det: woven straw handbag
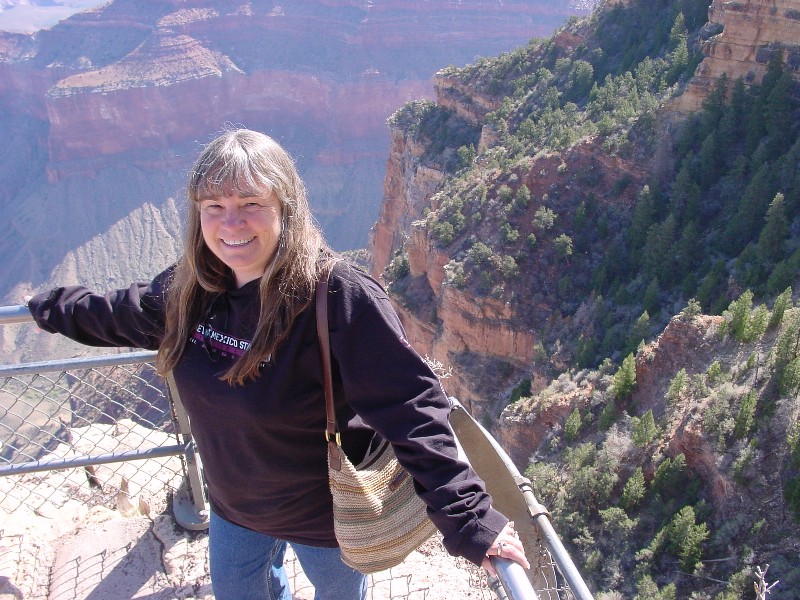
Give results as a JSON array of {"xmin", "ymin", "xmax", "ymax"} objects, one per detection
[{"xmin": 316, "ymin": 276, "xmax": 438, "ymax": 573}]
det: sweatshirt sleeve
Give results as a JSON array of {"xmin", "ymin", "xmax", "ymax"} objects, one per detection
[
  {"xmin": 27, "ymin": 269, "xmax": 171, "ymax": 350},
  {"xmin": 327, "ymin": 265, "xmax": 507, "ymax": 566}
]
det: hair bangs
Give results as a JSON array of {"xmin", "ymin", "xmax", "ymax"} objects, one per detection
[{"xmin": 190, "ymin": 144, "xmax": 277, "ymax": 203}]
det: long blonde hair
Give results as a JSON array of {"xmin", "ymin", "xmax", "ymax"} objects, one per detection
[{"xmin": 156, "ymin": 128, "xmax": 335, "ymax": 384}]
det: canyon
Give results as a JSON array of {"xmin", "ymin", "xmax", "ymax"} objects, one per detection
[
  {"xmin": 675, "ymin": 0, "xmax": 800, "ymax": 111},
  {"xmin": 0, "ymin": 0, "xmax": 591, "ymax": 361}
]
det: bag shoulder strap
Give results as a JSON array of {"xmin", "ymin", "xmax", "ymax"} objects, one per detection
[{"xmin": 315, "ymin": 273, "xmax": 342, "ymax": 471}]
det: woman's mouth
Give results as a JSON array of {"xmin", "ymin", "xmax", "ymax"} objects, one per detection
[{"xmin": 222, "ymin": 237, "xmax": 255, "ymax": 247}]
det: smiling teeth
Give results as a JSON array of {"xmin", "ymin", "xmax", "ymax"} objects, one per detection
[{"xmin": 223, "ymin": 238, "xmax": 254, "ymax": 246}]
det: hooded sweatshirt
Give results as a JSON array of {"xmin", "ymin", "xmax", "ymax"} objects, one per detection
[{"xmin": 27, "ymin": 261, "xmax": 507, "ymax": 566}]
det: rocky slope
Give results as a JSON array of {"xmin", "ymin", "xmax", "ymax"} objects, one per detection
[{"xmin": 371, "ymin": 63, "xmax": 648, "ymax": 415}]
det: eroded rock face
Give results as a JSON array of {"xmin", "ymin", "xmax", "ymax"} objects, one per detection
[
  {"xmin": 632, "ymin": 314, "xmax": 727, "ymax": 417},
  {"xmin": 675, "ymin": 0, "xmax": 800, "ymax": 112},
  {"xmin": 371, "ymin": 102, "xmax": 648, "ymax": 417}
]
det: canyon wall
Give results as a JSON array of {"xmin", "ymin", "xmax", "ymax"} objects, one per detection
[
  {"xmin": 371, "ymin": 56, "xmax": 648, "ymax": 414},
  {"xmin": 675, "ymin": 0, "xmax": 800, "ymax": 111},
  {"xmin": 370, "ymin": 0, "xmax": 800, "ymax": 434}
]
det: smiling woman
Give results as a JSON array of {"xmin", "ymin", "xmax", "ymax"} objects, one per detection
[{"xmin": 26, "ymin": 128, "xmax": 528, "ymax": 600}]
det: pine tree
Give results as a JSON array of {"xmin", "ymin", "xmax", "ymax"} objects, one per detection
[
  {"xmin": 667, "ymin": 506, "xmax": 708, "ymax": 571},
  {"xmin": 757, "ymin": 192, "xmax": 788, "ymax": 265},
  {"xmin": 622, "ymin": 466, "xmax": 646, "ymax": 510},
  {"xmin": 643, "ymin": 214, "xmax": 678, "ymax": 284},
  {"xmin": 674, "ymin": 220, "xmax": 701, "ymax": 277},
  {"xmin": 628, "ymin": 185, "xmax": 657, "ymax": 255},
  {"xmin": 727, "ymin": 289, "xmax": 754, "ymax": 342},
  {"xmin": 666, "ymin": 369, "xmax": 688, "ymax": 404},
  {"xmin": 769, "ymin": 286, "xmax": 793, "ymax": 329},
  {"xmin": 611, "ymin": 353, "xmax": 637, "ymax": 400},
  {"xmin": 666, "ymin": 13, "xmax": 689, "ymax": 84},
  {"xmin": 700, "ymin": 73, "xmax": 729, "ymax": 135},
  {"xmin": 772, "ymin": 312, "xmax": 800, "ymax": 384},
  {"xmin": 633, "ymin": 410, "xmax": 657, "ymax": 447},
  {"xmin": 746, "ymin": 51, "xmax": 785, "ymax": 154},
  {"xmin": 643, "ymin": 277, "xmax": 661, "ymax": 316},
  {"xmin": 626, "ymin": 311, "xmax": 651, "ymax": 354},
  {"xmin": 734, "ymin": 390, "xmax": 758, "ymax": 439},
  {"xmin": 564, "ymin": 408, "xmax": 582, "ymax": 442},
  {"xmin": 765, "ymin": 68, "xmax": 796, "ymax": 159},
  {"xmin": 722, "ymin": 165, "xmax": 775, "ymax": 255},
  {"xmin": 669, "ymin": 162, "xmax": 701, "ymax": 225},
  {"xmin": 717, "ymin": 77, "xmax": 749, "ymax": 166}
]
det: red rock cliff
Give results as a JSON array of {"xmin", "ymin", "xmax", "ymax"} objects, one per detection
[{"xmin": 675, "ymin": 0, "xmax": 800, "ymax": 111}]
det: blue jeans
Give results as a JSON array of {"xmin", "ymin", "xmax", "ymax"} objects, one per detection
[{"xmin": 209, "ymin": 511, "xmax": 367, "ymax": 600}]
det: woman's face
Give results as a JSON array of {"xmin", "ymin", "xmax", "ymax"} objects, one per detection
[{"xmin": 198, "ymin": 192, "xmax": 283, "ymax": 288}]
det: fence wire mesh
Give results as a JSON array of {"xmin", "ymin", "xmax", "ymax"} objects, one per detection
[{"xmin": 0, "ymin": 359, "xmax": 185, "ymax": 516}]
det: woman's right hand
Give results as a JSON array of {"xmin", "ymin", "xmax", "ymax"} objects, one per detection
[{"xmin": 481, "ymin": 521, "xmax": 530, "ymax": 576}]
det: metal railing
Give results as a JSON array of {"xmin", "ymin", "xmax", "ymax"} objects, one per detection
[{"xmin": 1, "ymin": 304, "xmax": 593, "ymax": 600}]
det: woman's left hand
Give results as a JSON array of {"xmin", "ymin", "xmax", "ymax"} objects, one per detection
[{"xmin": 481, "ymin": 521, "xmax": 530, "ymax": 576}]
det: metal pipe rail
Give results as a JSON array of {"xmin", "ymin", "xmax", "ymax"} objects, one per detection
[
  {"xmin": 0, "ymin": 303, "xmax": 32, "ymax": 324},
  {"xmin": 450, "ymin": 397, "xmax": 595, "ymax": 600},
  {"xmin": 0, "ymin": 304, "xmax": 209, "ymax": 530}
]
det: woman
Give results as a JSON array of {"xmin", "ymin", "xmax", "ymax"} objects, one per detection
[{"xmin": 27, "ymin": 129, "xmax": 528, "ymax": 599}]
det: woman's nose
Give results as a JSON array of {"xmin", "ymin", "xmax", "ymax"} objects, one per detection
[{"xmin": 222, "ymin": 207, "xmax": 244, "ymax": 226}]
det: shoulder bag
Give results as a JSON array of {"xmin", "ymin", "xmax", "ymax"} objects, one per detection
[{"xmin": 315, "ymin": 275, "xmax": 438, "ymax": 574}]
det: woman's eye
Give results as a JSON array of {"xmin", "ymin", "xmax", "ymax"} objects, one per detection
[{"xmin": 203, "ymin": 204, "xmax": 223, "ymax": 213}]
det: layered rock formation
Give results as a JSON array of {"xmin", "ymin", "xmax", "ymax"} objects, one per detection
[
  {"xmin": 0, "ymin": 0, "xmax": 589, "ymax": 251},
  {"xmin": 496, "ymin": 313, "xmax": 741, "ymax": 509},
  {"xmin": 675, "ymin": 0, "xmax": 800, "ymax": 111},
  {"xmin": 370, "ymin": 0, "xmax": 798, "ymax": 439}
]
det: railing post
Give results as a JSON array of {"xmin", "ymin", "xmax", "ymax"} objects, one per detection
[{"xmin": 167, "ymin": 372, "xmax": 210, "ymax": 531}]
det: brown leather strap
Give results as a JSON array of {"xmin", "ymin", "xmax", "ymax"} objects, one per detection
[{"xmin": 315, "ymin": 272, "xmax": 342, "ymax": 471}]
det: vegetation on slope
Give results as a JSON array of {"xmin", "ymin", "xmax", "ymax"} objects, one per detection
[
  {"xmin": 384, "ymin": 0, "xmax": 800, "ymax": 596},
  {"xmin": 387, "ymin": 0, "xmax": 799, "ymax": 372},
  {"xmin": 522, "ymin": 294, "xmax": 800, "ymax": 597}
]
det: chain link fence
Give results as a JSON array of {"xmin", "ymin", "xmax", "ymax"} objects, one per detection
[{"xmin": 0, "ymin": 354, "xmax": 186, "ymax": 516}]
